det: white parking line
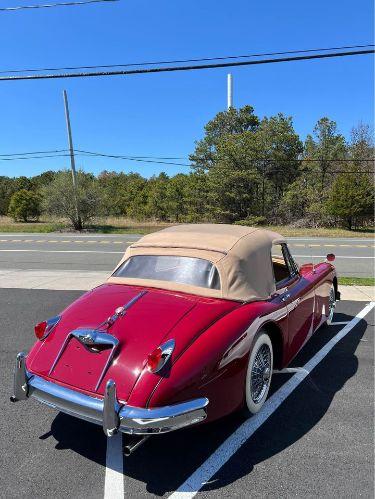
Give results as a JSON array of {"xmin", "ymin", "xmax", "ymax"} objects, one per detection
[
  {"xmin": 273, "ymin": 367, "xmax": 310, "ymax": 375},
  {"xmin": 169, "ymin": 301, "xmax": 375, "ymax": 499},
  {"xmin": 104, "ymin": 433, "xmax": 124, "ymax": 499}
]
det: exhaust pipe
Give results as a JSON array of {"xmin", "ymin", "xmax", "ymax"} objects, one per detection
[{"xmin": 123, "ymin": 435, "xmax": 149, "ymax": 456}]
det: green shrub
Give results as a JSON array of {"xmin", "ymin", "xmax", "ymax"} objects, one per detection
[{"xmin": 8, "ymin": 189, "xmax": 41, "ymax": 222}]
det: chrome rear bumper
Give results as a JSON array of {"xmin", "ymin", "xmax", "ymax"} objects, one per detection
[{"xmin": 11, "ymin": 352, "xmax": 209, "ymax": 436}]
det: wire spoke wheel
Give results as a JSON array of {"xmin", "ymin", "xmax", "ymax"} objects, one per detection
[
  {"xmin": 245, "ymin": 331, "xmax": 273, "ymax": 415},
  {"xmin": 250, "ymin": 344, "xmax": 272, "ymax": 404}
]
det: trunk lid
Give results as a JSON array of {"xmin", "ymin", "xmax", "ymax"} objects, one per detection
[{"xmin": 28, "ymin": 284, "xmax": 238, "ymax": 401}]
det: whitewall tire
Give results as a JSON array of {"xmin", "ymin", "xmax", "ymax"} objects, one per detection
[{"xmin": 244, "ymin": 331, "xmax": 273, "ymax": 415}]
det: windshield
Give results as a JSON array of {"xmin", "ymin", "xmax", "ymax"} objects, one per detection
[{"xmin": 112, "ymin": 255, "xmax": 221, "ymax": 290}]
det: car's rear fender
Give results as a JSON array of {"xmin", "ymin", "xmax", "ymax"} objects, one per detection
[{"xmin": 144, "ymin": 300, "xmax": 288, "ymax": 423}]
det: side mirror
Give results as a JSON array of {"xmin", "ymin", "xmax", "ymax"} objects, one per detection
[{"xmin": 326, "ymin": 253, "xmax": 335, "ymax": 262}]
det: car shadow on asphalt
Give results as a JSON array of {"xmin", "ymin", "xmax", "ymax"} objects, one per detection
[{"xmin": 45, "ymin": 312, "xmax": 368, "ymax": 496}]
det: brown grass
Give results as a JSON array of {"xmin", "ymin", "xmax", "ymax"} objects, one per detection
[{"xmin": 0, "ymin": 216, "xmax": 373, "ymax": 237}]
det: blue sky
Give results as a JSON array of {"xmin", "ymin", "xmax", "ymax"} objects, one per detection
[{"xmin": 0, "ymin": 0, "xmax": 373, "ymax": 178}]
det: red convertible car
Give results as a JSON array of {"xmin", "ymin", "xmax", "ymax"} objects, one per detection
[{"xmin": 12, "ymin": 224, "xmax": 338, "ymax": 454}]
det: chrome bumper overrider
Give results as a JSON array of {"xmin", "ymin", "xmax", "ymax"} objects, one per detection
[{"xmin": 11, "ymin": 352, "xmax": 209, "ymax": 436}]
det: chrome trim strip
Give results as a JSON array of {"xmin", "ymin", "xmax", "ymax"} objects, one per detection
[{"xmin": 99, "ymin": 289, "xmax": 148, "ymax": 330}]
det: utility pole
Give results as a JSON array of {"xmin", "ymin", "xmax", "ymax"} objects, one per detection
[
  {"xmin": 227, "ymin": 73, "xmax": 233, "ymax": 109},
  {"xmin": 63, "ymin": 89, "xmax": 81, "ymax": 230}
]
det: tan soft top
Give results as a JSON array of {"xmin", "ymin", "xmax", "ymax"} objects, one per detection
[{"xmin": 107, "ymin": 224, "xmax": 286, "ymax": 302}]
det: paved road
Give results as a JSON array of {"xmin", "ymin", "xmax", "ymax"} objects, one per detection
[
  {"xmin": 0, "ymin": 233, "xmax": 373, "ymax": 276},
  {"xmin": 1, "ymin": 291, "xmax": 373, "ymax": 498}
]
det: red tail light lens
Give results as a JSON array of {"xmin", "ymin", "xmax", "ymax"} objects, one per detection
[
  {"xmin": 34, "ymin": 321, "xmax": 47, "ymax": 340},
  {"xmin": 147, "ymin": 347, "xmax": 163, "ymax": 372},
  {"xmin": 34, "ymin": 315, "xmax": 61, "ymax": 341},
  {"xmin": 146, "ymin": 339, "xmax": 175, "ymax": 373}
]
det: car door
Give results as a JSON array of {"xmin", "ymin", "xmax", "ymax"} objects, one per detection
[{"xmin": 271, "ymin": 243, "xmax": 315, "ymax": 364}]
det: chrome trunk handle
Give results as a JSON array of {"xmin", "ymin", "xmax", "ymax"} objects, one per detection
[{"xmin": 72, "ymin": 330, "xmax": 119, "ymax": 348}]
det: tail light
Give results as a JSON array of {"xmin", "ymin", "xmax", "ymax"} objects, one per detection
[
  {"xmin": 34, "ymin": 315, "xmax": 61, "ymax": 341},
  {"xmin": 147, "ymin": 339, "xmax": 175, "ymax": 373}
]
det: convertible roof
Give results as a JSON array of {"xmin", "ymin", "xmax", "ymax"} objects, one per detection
[{"xmin": 107, "ymin": 224, "xmax": 286, "ymax": 302}]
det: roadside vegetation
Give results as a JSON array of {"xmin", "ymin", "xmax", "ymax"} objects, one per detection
[
  {"xmin": 338, "ymin": 277, "xmax": 375, "ymax": 286},
  {"xmin": 1, "ymin": 107, "xmax": 373, "ymax": 233}
]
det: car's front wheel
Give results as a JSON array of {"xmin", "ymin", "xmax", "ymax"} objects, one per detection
[{"xmin": 244, "ymin": 331, "xmax": 273, "ymax": 415}]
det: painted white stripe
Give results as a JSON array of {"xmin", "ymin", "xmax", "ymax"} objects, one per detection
[
  {"xmin": 104, "ymin": 433, "xmax": 124, "ymax": 499},
  {"xmin": 273, "ymin": 367, "xmax": 310, "ymax": 375},
  {"xmin": 169, "ymin": 301, "xmax": 375, "ymax": 499},
  {"xmin": 0, "ymin": 249, "xmax": 122, "ymax": 254}
]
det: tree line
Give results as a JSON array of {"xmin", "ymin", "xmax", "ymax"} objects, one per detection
[{"xmin": 1, "ymin": 106, "xmax": 373, "ymax": 230}]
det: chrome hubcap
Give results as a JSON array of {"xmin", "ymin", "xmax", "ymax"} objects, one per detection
[{"xmin": 250, "ymin": 344, "xmax": 271, "ymax": 404}]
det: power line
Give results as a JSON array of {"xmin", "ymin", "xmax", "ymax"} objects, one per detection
[
  {"xmin": 0, "ymin": 150, "xmax": 373, "ymax": 173},
  {"xmin": 0, "ymin": 154, "xmax": 71, "ymax": 161},
  {"xmin": 0, "ymin": 0, "xmax": 118, "ymax": 12},
  {"xmin": 0, "ymin": 49, "xmax": 373, "ymax": 81},
  {"xmin": 0, "ymin": 152, "xmax": 192, "ymax": 167},
  {"xmin": 0, "ymin": 148, "xmax": 373, "ymax": 163},
  {"xmin": 76, "ymin": 150, "xmax": 187, "ymax": 160},
  {"xmin": 0, "ymin": 149, "xmax": 68, "ymax": 157},
  {"xmin": 1, "ymin": 44, "xmax": 373, "ymax": 74}
]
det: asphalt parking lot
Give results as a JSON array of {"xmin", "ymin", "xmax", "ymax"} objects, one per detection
[{"xmin": 1, "ymin": 289, "xmax": 373, "ymax": 499}]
